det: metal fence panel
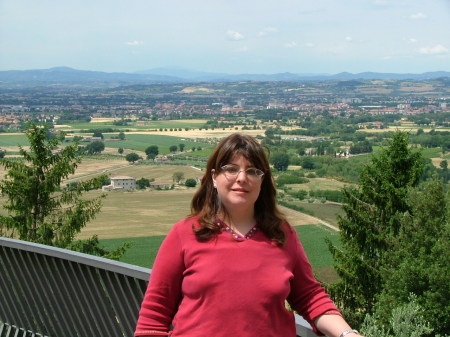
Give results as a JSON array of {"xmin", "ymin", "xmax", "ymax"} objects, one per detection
[{"xmin": 1, "ymin": 237, "xmax": 314, "ymax": 337}]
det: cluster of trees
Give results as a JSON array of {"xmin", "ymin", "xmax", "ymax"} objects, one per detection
[
  {"xmin": 349, "ymin": 140, "xmax": 373, "ymax": 155},
  {"xmin": 327, "ymin": 132, "xmax": 449, "ymax": 336},
  {"xmin": 78, "ymin": 140, "xmax": 105, "ymax": 154},
  {"xmin": 169, "ymin": 143, "xmax": 186, "ymax": 153},
  {"xmin": 136, "ymin": 177, "xmax": 154, "ymax": 189},
  {"xmin": 144, "ymin": 144, "xmax": 187, "ymax": 160},
  {"xmin": 412, "ymin": 129, "xmax": 450, "ymax": 152}
]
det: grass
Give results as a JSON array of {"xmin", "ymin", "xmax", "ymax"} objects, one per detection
[
  {"xmin": 287, "ymin": 177, "xmax": 349, "ymax": 192},
  {"xmin": 294, "ymin": 225, "xmax": 340, "ymax": 267},
  {"xmin": 63, "ymin": 119, "xmax": 208, "ymax": 131},
  {"xmin": 100, "ymin": 224, "xmax": 341, "ymax": 270},
  {"xmin": 85, "ymin": 163, "xmax": 203, "ymax": 183},
  {"xmin": 96, "ymin": 134, "xmax": 213, "ymax": 153},
  {"xmin": 75, "ymin": 188, "xmax": 197, "ymax": 240},
  {"xmin": 101, "ymin": 235, "xmax": 166, "ymax": 268},
  {"xmin": 294, "ymin": 202, "xmax": 343, "ymax": 228},
  {"xmin": 420, "ymin": 146, "xmax": 445, "ymax": 159},
  {"xmin": 0, "ymin": 134, "xmax": 29, "ymax": 147}
]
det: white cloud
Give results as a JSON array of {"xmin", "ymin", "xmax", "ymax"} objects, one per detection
[
  {"xmin": 257, "ymin": 26, "xmax": 278, "ymax": 37},
  {"xmin": 409, "ymin": 38, "xmax": 418, "ymax": 43},
  {"xmin": 227, "ymin": 30, "xmax": 245, "ymax": 41},
  {"xmin": 419, "ymin": 44, "xmax": 448, "ymax": 54},
  {"xmin": 126, "ymin": 41, "xmax": 144, "ymax": 46},
  {"xmin": 305, "ymin": 42, "xmax": 315, "ymax": 48},
  {"xmin": 410, "ymin": 12, "xmax": 427, "ymax": 19},
  {"xmin": 345, "ymin": 36, "xmax": 353, "ymax": 42},
  {"xmin": 284, "ymin": 42, "xmax": 297, "ymax": 48}
]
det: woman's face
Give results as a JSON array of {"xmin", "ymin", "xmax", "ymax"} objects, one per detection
[{"xmin": 212, "ymin": 154, "xmax": 263, "ymax": 215}]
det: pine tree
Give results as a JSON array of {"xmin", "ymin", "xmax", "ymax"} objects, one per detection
[
  {"xmin": 327, "ymin": 132, "xmax": 425, "ymax": 326},
  {"xmin": 0, "ymin": 123, "xmax": 106, "ymax": 248},
  {"xmin": 376, "ymin": 177, "xmax": 450, "ymax": 335}
]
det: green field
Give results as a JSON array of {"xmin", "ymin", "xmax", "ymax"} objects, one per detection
[
  {"xmin": 60, "ymin": 119, "xmax": 208, "ymax": 131},
  {"xmin": 101, "ymin": 134, "xmax": 213, "ymax": 153},
  {"xmin": 0, "ymin": 134, "xmax": 29, "ymax": 147},
  {"xmin": 294, "ymin": 202, "xmax": 344, "ymax": 227},
  {"xmin": 100, "ymin": 224, "xmax": 341, "ymax": 270},
  {"xmin": 287, "ymin": 177, "xmax": 349, "ymax": 192},
  {"xmin": 0, "ymin": 132, "xmax": 214, "ymax": 155}
]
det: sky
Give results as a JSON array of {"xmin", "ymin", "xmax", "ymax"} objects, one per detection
[{"xmin": 1, "ymin": 0, "xmax": 450, "ymax": 75}]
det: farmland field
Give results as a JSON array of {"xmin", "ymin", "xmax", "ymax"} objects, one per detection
[
  {"xmin": 287, "ymin": 177, "xmax": 350, "ymax": 192},
  {"xmin": 0, "ymin": 134, "xmax": 29, "ymax": 148},
  {"xmin": 0, "ymin": 148, "xmax": 341, "ymax": 280},
  {"xmin": 57, "ymin": 119, "xmax": 268, "ymax": 140},
  {"xmin": 100, "ymin": 224, "xmax": 340, "ymax": 269},
  {"xmin": 292, "ymin": 202, "xmax": 344, "ymax": 228},
  {"xmin": 74, "ymin": 187, "xmax": 324, "ymax": 240},
  {"xmin": 57, "ymin": 119, "xmax": 209, "ymax": 131},
  {"xmin": 100, "ymin": 133, "xmax": 214, "ymax": 153}
]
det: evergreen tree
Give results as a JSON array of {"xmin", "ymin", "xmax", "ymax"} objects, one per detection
[
  {"xmin": 376, "ymin": 177, "xmax": 450, "ymax": 335},
  {"xmin": 327, "ymin": 132, "xmax": 425, "ymax": 327},
  {"xmin": 0, "ymin": 123, "xmax": 107, "ymax": 248}
]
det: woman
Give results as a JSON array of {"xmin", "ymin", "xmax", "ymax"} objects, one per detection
[{"xmin": 135, "ymin": 133, "xmax": 362, "ymax": 337}]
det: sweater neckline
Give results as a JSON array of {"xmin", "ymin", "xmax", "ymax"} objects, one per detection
[{"xmin": 216, "ymin": 219, "xmax": 258, "ymax": 241}]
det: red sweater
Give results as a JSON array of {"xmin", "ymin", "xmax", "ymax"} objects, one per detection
[{"xmin": 135, "ymin": 217, "xmax": 339, "ymax": 337}]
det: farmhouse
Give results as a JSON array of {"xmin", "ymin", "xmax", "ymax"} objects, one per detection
[{"xmin": 102, "ymin": 176, "xmax": 136, "ymax": 191}]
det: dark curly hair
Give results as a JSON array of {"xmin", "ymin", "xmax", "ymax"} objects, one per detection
[{"xmin": 190, "ymin": 133, "xmax": 287, "ymax": 245}]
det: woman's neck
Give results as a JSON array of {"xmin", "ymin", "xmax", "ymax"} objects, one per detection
[{"xmin": 222, "ymin": 211, "xmax": 256, "ymax": 235}]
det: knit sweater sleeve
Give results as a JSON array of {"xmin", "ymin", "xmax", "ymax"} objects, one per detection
[
  {"xmin": 135, "ymin": 223, "xmax": 185, "ymax": 336},
  {"xmin": 286, "ymin": 226, "xmax": 340, "ymax": 336}
]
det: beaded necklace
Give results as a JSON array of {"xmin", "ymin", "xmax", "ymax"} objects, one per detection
[{"xmin": 216, "ymin": 219, "xmax": 258, "ymax": 240}]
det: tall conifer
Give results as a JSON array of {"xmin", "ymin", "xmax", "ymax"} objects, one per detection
[
  {"xmin": 0, "ymin": 123, "xmax": 106, "ymax": 248},
  {"xmin": 327, "ymin": 132, "xmax": 425, "ymax": 326}
]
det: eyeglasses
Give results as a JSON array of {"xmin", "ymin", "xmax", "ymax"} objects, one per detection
[{"xmin": 220, "ymin": 164, "xmax": 264, "ymax": 180}]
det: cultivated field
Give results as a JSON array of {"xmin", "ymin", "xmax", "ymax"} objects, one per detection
[
  {"xmin": 357, "ymin": 125, "xmax": 450, "ymax": 133},
  {"xmin": 76, "ymin": 188, "xmax": 322, "ymax": 240},
  {"xmin": 60, "ymin": 162, "xmax": 323, "ymax": 240},
  {"xmin": 124, "ymin": 128, "xmax": 265, "ymax": 138},
  {"xmin": 287, "ymin": 177, "xmax": 350, "ymax": 192}
]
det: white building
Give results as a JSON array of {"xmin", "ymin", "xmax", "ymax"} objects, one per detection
[{"xmin": 102, "ymin": 176, "xmax": 136, "ymax": 191}]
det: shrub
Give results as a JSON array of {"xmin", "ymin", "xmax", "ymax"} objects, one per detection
[
  {"xmin": 309, "ymin": 190, "xmax": 345, "ymax": 203},
  {"xmin": 185, "ymin": 178, "xmax": 197, "ymax": 188},
  {"xmin": 276, "ymin": 174, "xmax": 309, "ymax": 186},
  {"xmin": 360, "ymin": 294, "xmax": 435, "ymax": 337}
]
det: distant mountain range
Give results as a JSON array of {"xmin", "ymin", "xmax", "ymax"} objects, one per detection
[{"xmin": 1, "ymin": 66, "xmax": 449, "ymax": 87}]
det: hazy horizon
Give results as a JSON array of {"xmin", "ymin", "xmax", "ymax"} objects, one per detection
[
  {"xmin": 1, "ymin": 0, "xmax": 449, "ymax": 75},
  {"xmin": 2, "ymin": 65, "xmax": 450, "ymax": 77}
]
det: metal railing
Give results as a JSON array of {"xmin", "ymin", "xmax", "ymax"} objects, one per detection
[{"xmin": 0, "ymin": 237, "xmax": 315, "ymax": 337}]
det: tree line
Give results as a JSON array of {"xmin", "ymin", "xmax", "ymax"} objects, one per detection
[{"xmin": 327, "ymin": 132, "xmax": 449, "ymax": 336}]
